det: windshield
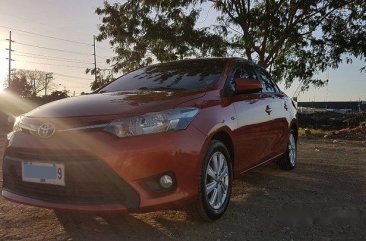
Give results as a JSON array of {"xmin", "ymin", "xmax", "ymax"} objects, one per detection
[{"xmin": 99, "ymin": 59, "xmax": 227, "ymax": 92}]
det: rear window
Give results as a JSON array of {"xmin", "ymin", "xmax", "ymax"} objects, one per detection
[{"xmin": 100, "ymin": 59, "xmax": 227, "ymax": 92}]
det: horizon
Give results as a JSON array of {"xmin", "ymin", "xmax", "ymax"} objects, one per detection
[{"xmin": 0, "ymin": 0, "xmax": 365, "ymax": 101}]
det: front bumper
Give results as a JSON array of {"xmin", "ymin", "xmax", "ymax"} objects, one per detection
[
  {"xmin": 2, "ymin": 125, "xmax": 207, "ymax": 212},
  {"xmin": 2, "ymin": 152, "xmax": 139, "ymax": 211},
  {"xmin": 2, "ymin": 190, "xmax": 128, "ymax": 213}
]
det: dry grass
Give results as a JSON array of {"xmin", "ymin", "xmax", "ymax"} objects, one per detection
[
  {"xmin": 299, "ymin": 125, "xmax": 366, "ymax": 141},
  {"xmin": 298, "ymin": 128, "xmax": 327, "ymax": 137}
]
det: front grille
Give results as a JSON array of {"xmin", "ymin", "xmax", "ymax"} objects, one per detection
[{"xmin": 2, "ymin": 150, "xmax": 139, "ymax": 209}]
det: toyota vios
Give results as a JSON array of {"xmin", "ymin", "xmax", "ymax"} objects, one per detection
[{"xmin": 2, "ymin": 58, "xmax": 297, "ymax": 221}]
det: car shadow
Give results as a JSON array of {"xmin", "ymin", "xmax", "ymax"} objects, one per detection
[
  {"xmin": 55, "ymin": 152, "xmax": 366, "ymax": 241},
  {"xmin": 55, "ymin": 211, "xmax": 175, "ymax": 241}
]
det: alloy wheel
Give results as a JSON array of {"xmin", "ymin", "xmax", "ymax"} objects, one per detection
[
  {"xmin": 288, "ymin": 133, "xmax": 297, "ymax": 166},
  {"xmin": 205, "ymin": 151, "xmax": 229, "ymax": 210}
]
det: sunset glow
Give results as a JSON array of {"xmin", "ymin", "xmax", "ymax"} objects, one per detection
[
  {"xmin": 0, "ymin": 39, "xmax": 8, "ymax": 90},
  {"xmin": 0, "ymin": 1, "xmax": 364, "ymax": 100}
]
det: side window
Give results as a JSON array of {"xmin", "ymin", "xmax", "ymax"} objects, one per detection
[
  {"xmin": 273, "ymin": 82, "xmax": 282, "ymax": 93},
  {"xmin": 256, "ymin": 68, "xmax": 276, "ymax": 93},
  {"xmin": 233, "ymin": 64, "xmax": 257, "ymax": 80},
  {"xmin": 230, "ymin": 64, "xmax": 258, "ymax": 91}
]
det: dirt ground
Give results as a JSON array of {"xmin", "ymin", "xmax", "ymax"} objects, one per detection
[{"xmin": 0, "ymin": 136, "xmax": 365, "ymax": 241}]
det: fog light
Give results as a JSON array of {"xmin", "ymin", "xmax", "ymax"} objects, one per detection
[{"xmin": 159, "ymin": 175, "xmax": 173, "ymax": 189}]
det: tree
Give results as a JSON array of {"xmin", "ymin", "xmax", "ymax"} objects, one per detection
[
  {"xmin": 10, "ymin": 69, "xmax": 54, "ymax": 96},
  {"xmin": 43, "ymin": 90, "xmax": 69, "ymax": 103},
  {"xmin": 86, "ymin": 67, "xmax": 114, "ymax": 91},
  {"xmin": 95, "ymin": 0, "xmax": 365, "ymax": 90},
  {"xmin": 5, "ymin": 74, "xmax": 32, "ymax": 97}
]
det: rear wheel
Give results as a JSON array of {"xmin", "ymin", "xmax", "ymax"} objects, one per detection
[
  {"xmin": 278, "ymin": 130, "xmax": 297, "ymax": 170},
  {"xmin": 188, "ymin": 140, "xmax": 232, "ymax": 221}
]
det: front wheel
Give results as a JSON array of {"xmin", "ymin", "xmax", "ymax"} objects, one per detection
[
  {"xmin": 278, "ymin": 130, "xmax": 297, "ymax": 170},
  {"xmin": 188, "ymin": 140, "xmax": 232, "ymax": 221}
]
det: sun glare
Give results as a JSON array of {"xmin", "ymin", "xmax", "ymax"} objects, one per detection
[{"xmin": 0, "ymin": 40, "xmax": 8, "ymax": 90}]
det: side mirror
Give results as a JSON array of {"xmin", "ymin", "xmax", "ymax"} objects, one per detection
[{"xmin": 234, "ymin": 78, "xmax": 262, "ymax": 94}]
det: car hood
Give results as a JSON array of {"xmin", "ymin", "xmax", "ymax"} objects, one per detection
[{"xmin": 26, "ymin": 90, "xmax": 206, "ymax": 118}]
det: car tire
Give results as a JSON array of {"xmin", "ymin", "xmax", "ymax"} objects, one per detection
[
  {"xmin": 188, "ymin": 140, "xmax": 233, "ymax": 221},
  {"xmin": 278, "ymin": 129, "xmax": 297, "ymax": 170}
]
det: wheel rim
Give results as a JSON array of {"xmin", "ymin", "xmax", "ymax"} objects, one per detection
[
  {"xmin": 205, "ymin": 151, "xmax": 229, "ymax": 210},
  {"xmin": 288, "ymin": 133, "xmax": 297, "ymax": 166}
]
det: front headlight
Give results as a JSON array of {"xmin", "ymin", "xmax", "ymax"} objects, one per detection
[
  {"xmin": 13, "ymin": 116, "xmax": 24, "ymax": 132},
  {"xmin": 104, "ymin": 108, "xmax": 199, "ymax": 138},
  {"xmin": 8, "ymin": 116, "xmax": 24, "ymax": 141},
  {"xmin": 12, "ymin": 116, "xmax": 38, "ymax": 133}
]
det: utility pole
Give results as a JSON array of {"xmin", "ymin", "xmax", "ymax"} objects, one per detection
[
  {"xmin": 44, "ymin": 73, "xmax": 52, "ymax": 96},
  {"xmin": 5, "ymin": 31, "xmax": 14, "ymax": 87},
  {"xmin": 93, "ymin": 35, "xmax": 97, "ymax": 83}
]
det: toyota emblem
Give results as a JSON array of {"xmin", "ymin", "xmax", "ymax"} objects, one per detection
[{"xmin": 37, "ymin": 123, "xmax": 56, "ymax": 138}]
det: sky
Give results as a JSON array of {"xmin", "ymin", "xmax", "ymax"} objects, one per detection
[
  {"xmin": 0, "ymin": 0, "xmax": 365, "ymax": 100},
  {"xmin": 0, "ymin": 0, "xmax": 116, "ymax": 95}
]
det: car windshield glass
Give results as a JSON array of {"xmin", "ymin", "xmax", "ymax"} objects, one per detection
[{"xmin": 99, "ymin": 59, "xmax": 226, "ymax": 92}]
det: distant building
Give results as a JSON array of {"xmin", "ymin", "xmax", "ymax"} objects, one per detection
[{"xmin": 298, "ymin": 101, "xmax": 366, "ymax": 113}]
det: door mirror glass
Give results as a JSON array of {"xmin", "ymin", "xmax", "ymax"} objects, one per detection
[{"xmin": 234, "ymin": 78, "xmax": 262, "ymax": 94}]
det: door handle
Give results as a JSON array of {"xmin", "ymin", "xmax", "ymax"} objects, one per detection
[
  {"xmin": 284, "ymin": 102, "xmax": 288, "ymax": 111},
  {"xmin": 265, "ymin": 105, "xmax": 272, "ymax": 115}
]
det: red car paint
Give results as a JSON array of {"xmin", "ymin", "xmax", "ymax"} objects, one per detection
[{"xmin": 2, "ymin": 58, "xmax": 297, "ymax": 213}]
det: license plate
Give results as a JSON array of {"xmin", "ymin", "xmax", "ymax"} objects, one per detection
[{"xmin": 22, "ymin": 162, "xmax": 65, "ymax": 186}]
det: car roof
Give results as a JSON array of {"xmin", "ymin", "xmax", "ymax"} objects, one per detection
[{"xmin": 155, "ymin": 57, "xmax": 254, "ymax": 66}]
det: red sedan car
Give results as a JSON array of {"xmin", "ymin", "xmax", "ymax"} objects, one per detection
[{"xmin": 2, "ymin": 58, "xmax": 297, "ymax": 221}]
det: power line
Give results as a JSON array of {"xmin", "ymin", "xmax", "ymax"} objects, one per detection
[
  {"xmin": 1, "ymin": 27, "xmax": 114, "ymax": 86},
  {"xmin": 95, "ymin": 45, "xmax": 113, "ymax": 52},
  {"xmin": 0, "ymin": 25, "xmax": 115, "ymax": 54},
  {"xmin": 13, "ymin": 53, "xmax": 95, "ymax": 64},
  {"xmin": 15, "ymin": 59, "xmax": 91, "ymax": 69},
  {"xmin": 15, "ymin": 68, "xmax": 94, "ymax": 81},
  {"xmin": 13, "ymin": 52, "xmax": 110, "ymax": 68},
  {"xmin": 0, "ymin": 13, "xmax": 84, "ymax": 38},
  {"xmin": 292, "ymin": 80, "xmax": 303, "ymax": 98},
  {"xmin": 96, "ymin": 55, "xmax": 110, "ymax": 60},
  {"xmin": 13, "ymin": 41, "xmax": 93, "ymax": 56},
  {"xmin": 14, "ymin": 50, "xmax": 92, "ymax": 62},
  {"xmin": 53, "ymin": 73, "xmax": 94, "ymax": 81},
  {"xmin": 0, "ymin": 25, "xmax": 91, "ymax": 46},
  {"xmin": 15, "ymin": 59, "xmax": 110, "ymax": 72}
]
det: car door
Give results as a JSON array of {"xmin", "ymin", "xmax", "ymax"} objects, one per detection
[
  {"xmin": 229, "ymin": 63, "xmax": 277, "ymax": 173},
  {"xmin": 254, "ymin": 67, "xmax": 289, "ymax": 159}
]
